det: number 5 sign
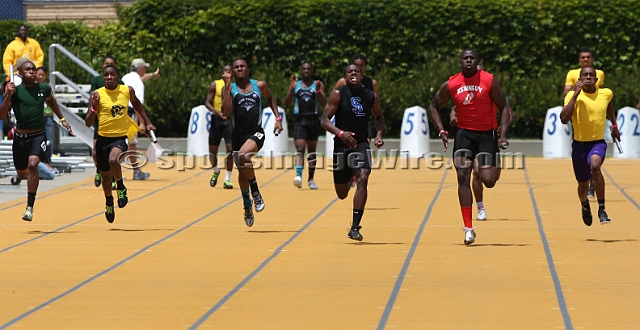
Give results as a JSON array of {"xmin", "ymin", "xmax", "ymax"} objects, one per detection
[{"xmin": 400, "ymin": 106, "xmax": 430, "ymax": 157}]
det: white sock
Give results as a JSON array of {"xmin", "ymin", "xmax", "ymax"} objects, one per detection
[
  {"xmin": 213, "ymin": 164, "xmax": 219, "ymax": 174},
  {"xmin": 225, "ymin": 171, "xmax": 232, "ymax": 181}
]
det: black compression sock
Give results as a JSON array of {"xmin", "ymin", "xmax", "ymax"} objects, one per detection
[
  {"xmin": 106, "ymin": 195, "xmax": 114, "ymax": 206},
  {"xmin": 116, "ymin": 179, "xmax": 125, "ymax": 190},
  {"xmin": 27, "ymin": 192, "xmax": 36, "ymax": 208},
  {"xmin": 598, "ymin": 199, "xmax": 605, "ymax": 212},
  {"xmin": 248, "ymin": 178, "xmax": 259, "ymax": 194},
  {"xmin": 352, "ymin": 209, "xmax": 364, "ymax": 228}
]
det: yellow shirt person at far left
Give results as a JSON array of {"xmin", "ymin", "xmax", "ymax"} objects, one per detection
[{"xmin": 2, "ymin": 25, "xmax": 44, "ymax": 77}]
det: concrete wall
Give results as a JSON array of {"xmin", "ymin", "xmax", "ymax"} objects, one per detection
[{"xmin": 135, "ymin": 138, "xmax": 544, "ymax": 157}]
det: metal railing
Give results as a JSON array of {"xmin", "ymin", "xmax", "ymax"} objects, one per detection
[{"xmin": 48, "ymin": 43, "xmax": 97, "ymax": 148}]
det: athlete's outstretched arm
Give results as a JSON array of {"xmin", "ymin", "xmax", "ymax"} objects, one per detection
[
  {"xmin": 0, "ymin": 82, "xmax": 15, "ymax": 120},
  {"xmin": 221, "ymin": 71, "xmax": 233, "ymax": 118},
  {"xmin": 489, "ymin": 76, "xmax": 510, "ymax": 145},
  {"xmin": 258, "ymin": 80, "xmax": 283, "ymax": 134},
  {"xmin": 46, "ymin": 93, "xmax": 73, "ymax": 135},
  {"xmin": 372, "ymin": 93, "xmax": 384, "ymax": 148},
  {"xmin": 86, "ymin": 91, "xmax": 98, "ymax": 127},
  {"xmin": 560, "ymin": 80, "xmax": 583, "ymax": 124},
  {"xmin": 129, "ymin": 86, "xmax": 156, "ymax": 133},
  {"xmin": 428, "ymin": 81, "xmax": 451, "ymax": 151},
  {"xmin": 284, "ymin": 74, "xmax": 297, "ymax": 108},
  {"xmin": 321, "ymin": 89, "xmax": 340, "ymax": 135},
  {"xmin": 607, "ymin": 100, "xmax": 620, "ymax": 142},
  {"xmin": 322, "ymin": 89, "xmax": 357, "ymax": 148},
  {"xmin": 315, "ymin": 80, "xmax": 327, "ymax": 107}
]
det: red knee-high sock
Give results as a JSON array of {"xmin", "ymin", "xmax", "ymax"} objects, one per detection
[{"xmin": 461, "ymin": 206, "xmax": 473, "ymax": 228}]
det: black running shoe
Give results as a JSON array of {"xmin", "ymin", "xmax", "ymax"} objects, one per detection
[
  {"xmin": 582, "ymin": 203, "xmax": 593, "ymax": 226},
  {"xmin": 105, "ymin": 205, "xmax": 115, "ymax": 223},
  {"xmin": 210, "ymin": 172, "xmax": 219, "ymax": 187},
  {"xmin": 348, "ymin": 226, "xmax": 363, "ymax": 241},
  {"xmin": 252, "ymin": 191, "xmax": 265, "ymax": 212},
  {"xmin": 117, "ymin": 187, "xmax": 128, "ymax": 208},
  {"xmin": 244, "ymin": 207, "xmax": 254, "ymax": 227},
  {"xmin": 598, "ymin": 210, "xmax": 611, "ymax": 224},
  {"xmin": 94, "ymin": 173, "xmax": 102, "ymax": 187}
]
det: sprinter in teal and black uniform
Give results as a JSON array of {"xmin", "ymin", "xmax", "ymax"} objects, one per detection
[
  {"xmin": 221, "ymin": 58, "xmax": 283, "ymax": 227},
  {"xmin": 284, "ymin": 62, "xmax": 326, "ymax": 190}
]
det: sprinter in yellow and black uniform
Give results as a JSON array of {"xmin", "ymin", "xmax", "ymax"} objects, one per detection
[{"xmin": 85, "ymin": 64, "xmax": 155, "ymax": 223}]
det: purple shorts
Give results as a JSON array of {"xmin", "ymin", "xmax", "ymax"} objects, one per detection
[{"xmin": 571, "ymin": 140, "xmax": 607, "ymax": 182}]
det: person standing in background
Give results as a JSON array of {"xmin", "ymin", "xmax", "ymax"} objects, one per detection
[
  {"xmin": 3, "ymin": 25, "xmax": 44, "ymax": 78},
  {"xmin": 121, "ymin": 58, "xmax": 159, "ymax": 180}
]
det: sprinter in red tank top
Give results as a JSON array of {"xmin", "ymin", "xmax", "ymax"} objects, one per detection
[
  {"xmin": 450, "ymin": 63, "xmax": 513, "ymax": 223},
  {"xmin": 428, "ymin": 49, "xmax": 511, "ymax": 245}
]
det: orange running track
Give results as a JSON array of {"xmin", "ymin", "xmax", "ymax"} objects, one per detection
[{"xmin": 0, "ymin": 156, "xmax": 638, "ymax": 329}]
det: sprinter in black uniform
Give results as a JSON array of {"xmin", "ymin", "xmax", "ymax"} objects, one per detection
[
  {"xmin": 333, "ymin": 54, "xmax": 379, "ymax": 186},
  {"xmin": 221, "ymin": 58, "xmax": 283, "ymax": 227},
  {"xmin": 284, "ymin": 62, "xmax": 326, "ymax": 190},
  {"xmin": 322, "ymin": 63, "xmax": 384, "ymax": 241},
  {"xmin": 0, "ymin": 60, "xmax": 73, "ymax": 222}
]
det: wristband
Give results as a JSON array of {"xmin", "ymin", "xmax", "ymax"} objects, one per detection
[
  {"xmin": 60, "ymin": 117, "xmax": 66, "ymax": 122},
  {"xmin": 150, "ymin": 73, "xmax": 154, "ymax": 77},
  {"xmin": 90, "ymin": 107, "xmax": 97, "ymax": 114},
  {"xmin": 611, "ymin": 124, "xmax": 618, "ymax": 129},
  {"xmin": 439, "ymin": 129, "xmax": 446, "ymax": 136},
  {"xmin": 338, "ymin": 130, "xmax": 344, "ymax": 138},
  {"xmin": 275, "ymin": 116, "xmax": 282, "ymax": 121}
]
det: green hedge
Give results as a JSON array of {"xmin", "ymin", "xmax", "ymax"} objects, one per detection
[{"xmin": 2, "ymin": 0, "xmax": 640, "ymax": 138}]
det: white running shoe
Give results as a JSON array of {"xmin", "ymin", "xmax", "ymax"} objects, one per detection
[
  {"xmin": 308, "ymin": 180, "xmax": 318, "ymax": 190},
  {"xmin": 252, "ymin": 191, "xmax": 265, "ymax": 212},
  {"xmin": 293, "ymin": 176, "xmax": 302, "ymax": 188},
  {"xmin": 477, "ymin": 209, "xmax": 487, "ymax": 221},
  {"xmin": 463, "ymin": 227, "xmax": 476, "ymax": 245}
]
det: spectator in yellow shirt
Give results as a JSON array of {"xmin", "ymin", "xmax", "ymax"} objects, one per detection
[{"xmin": 3, "ymin": 25, "xmax": 44, "ymax": 78}]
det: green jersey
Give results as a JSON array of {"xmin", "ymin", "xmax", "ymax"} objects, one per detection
[{"xmin": 10, "ymin": 83, "xmax": 52, "ymax": 130}]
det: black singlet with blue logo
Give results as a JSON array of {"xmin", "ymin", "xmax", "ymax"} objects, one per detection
[{"xmin": 335, "ymin": 85, "xmax": 375, "ymax": 144}]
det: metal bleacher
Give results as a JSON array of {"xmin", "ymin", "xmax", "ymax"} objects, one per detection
[
  {"xmin": 0, "ymin": 44, "xmax": 96, "ymax": 186},
  {"xmin": 49, "ymin": 44, "xmax": 96, "ymax": 155}
]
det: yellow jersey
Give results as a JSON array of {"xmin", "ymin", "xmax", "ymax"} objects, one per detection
[
  {"xmin": 564, "ymin": 88, "xmax": 613, "ymax": 142},
  {"xmin": 213, "ymin": 78, "xmax": 224, "ymax": 110},
  {"xmin": 96, "ymin": 85, "xmax": 131, "ymax": 137},
  {"xmin": 565, "ymin": 68, "xmax": 605, "ymax": 89}
]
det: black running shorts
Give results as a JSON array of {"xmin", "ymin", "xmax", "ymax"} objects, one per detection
[
  {"xmin": 209, "ymin": 116, "xmax": 233, "ymax": 146},
  {"xmin": 332, "ymin": 140, "xmax": 371, "ymax": 184},
  {"xmin": 96, "ymin": 135, "xmax": 129, "ymax": 172},
  {"xmin": 12, "ymin": 130, "xmax": 47, "ymax": 170},
  {"xmin": 232, "ymin": 128, "xmax": 266, "ymax": 168},
  {"xmin": 452, "ymin": 128, "xmax": 500, "ymax": 168},
  {"xmin": 293, "ymin": 115, "xmax": 319, "ymax": 141}
]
